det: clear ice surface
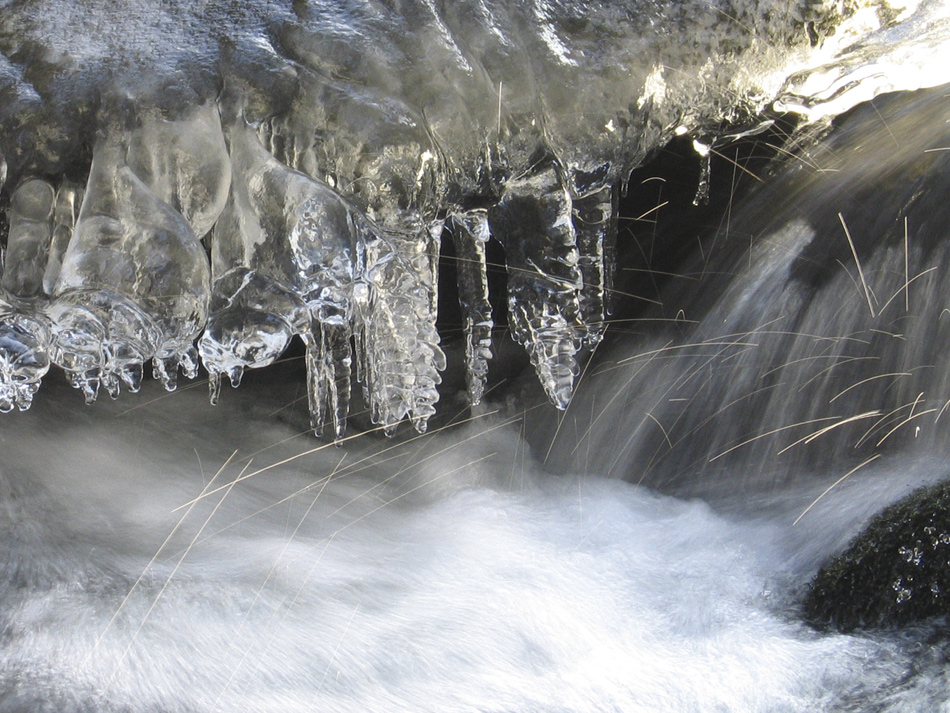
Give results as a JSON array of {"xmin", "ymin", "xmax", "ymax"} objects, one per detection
[
  {"xmin": 448, "ymin": 209, "xmax": 494, "ymax": 405},
  {"xmin": 1, "ymin": 0, "xmax": 948, "ymax": 433},
  {"xmin": 49, "ymin": 132, "xmax": 211, "ymax": 401},
  {"xmin": 3, "ymin": 178, "xmax": 55, "ymax": 299},
  {"xmin": 0, "ymin": 297, "xmax": 50, "ymax": 412},
  {"xmin": 489, "ymin": 156, "xmax": 582, "ymax": 409},
  {"xmin": 0, "ymin": 179, "xmax": 55, "ymax": 410}
]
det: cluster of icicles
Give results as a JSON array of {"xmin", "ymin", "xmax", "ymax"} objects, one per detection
[{"xmin": 0, "ymin": 101, "xmax": 616, "ymax": 439}]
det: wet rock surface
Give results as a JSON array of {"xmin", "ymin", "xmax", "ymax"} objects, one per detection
[{"xmin": 804, "ymin": 478, "xmax": 950, "ymax": 632}]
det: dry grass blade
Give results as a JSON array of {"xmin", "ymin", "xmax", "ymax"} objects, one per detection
[
  {"xmin": 82, "ymin": 449, "xmax": 239, "ymax": 672},
  {"xmin": 829, "ymin": 372, "xmax": 912, "ymax": 403},
  {"xmin": 109, "ymin": 457, "xmax": 253, "ymax": 685}
]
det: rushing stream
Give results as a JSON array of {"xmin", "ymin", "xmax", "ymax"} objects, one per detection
[
  {"xmin": 3, "ymin": 0, "xmax": 950, "ymax": 711},
  {"xmin": 1, "ymin": 365, "xmax": 947, "ymax": 712}
]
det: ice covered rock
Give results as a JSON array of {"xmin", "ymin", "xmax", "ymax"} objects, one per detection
[
  {"xmin": 805, "ymin": 478, "xmax": 950, "ymax": 632},
  {"xmin": 0, "ymin": 0, "xmax": 946, "ymax": 430}
]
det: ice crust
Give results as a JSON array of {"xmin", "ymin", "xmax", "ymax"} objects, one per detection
[{"xmin": 0, "ymin": 0, "xmax": 946, "ymax": 437}]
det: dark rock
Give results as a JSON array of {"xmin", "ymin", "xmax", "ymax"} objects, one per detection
[{"xmin": 804, "ymin": 479, "xmax": 950, "ymax": 632}]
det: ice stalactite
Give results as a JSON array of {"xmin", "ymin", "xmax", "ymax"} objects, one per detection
[
  {"xmin": 0, "ymin": 302, "xmax": 50, "ymax": 412},
  {"xmin": 573, "ymin": 185, "xmax": 618, "ymax": 348},
  {"xmin": 199, "ymin": 115, "xmax": 356, "ymax": 437},
  {"xmin": 357, "ymin": 220, "xmax": 446, "ymax": 435},
  {"xmin": 489, "ymin": 155, "xmax": 583, "ymax": 409},
  {"xmin": 0, "ymin": 177, "xmax": 55, "ymax": 411},
  {"xmin": 448, "ymin": 209, "xmax": 494, "ymax": 406},
  {"xmin": 200, "ymin": 116, "xmax": 445, "ymax": 439},
  {"xmin": 199, "ymin": 118, "xmax": 324, "ymax": 409}
]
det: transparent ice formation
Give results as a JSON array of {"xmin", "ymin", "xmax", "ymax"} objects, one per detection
[
  {"xmin": 489, "ymin": 156, "xmax": 583, "ymax": 409},
  {"xmin": 448, "ymin": 209, "xmax": 494, "ymax": 405},
  {"xmin": 0, "ymin": 0, "xmax": 947, "ymax": 433},
  {"xmin": 48, "ymin": 110, "xmax": 215, "ymax": 401},
  {"xmin": 0, "ymin": 295, "xmax": 51, "ymax": 413},
  {"xmin": 0, "ymin": 178, "xmax": 56, "ymax": 410}
]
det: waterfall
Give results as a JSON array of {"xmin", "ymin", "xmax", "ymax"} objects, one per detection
[
  {"xmin": 3, "ymin": 1, "xmax": 950, "ymax": 711},
  {"xmin": 539, "ymin": 84, "xmax": 950, "ymax": 500}
]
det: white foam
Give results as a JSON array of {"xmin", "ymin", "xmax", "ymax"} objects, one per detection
[{"xmin": 0, "ymin": 378, "xmax": 941, "ymax": 712}]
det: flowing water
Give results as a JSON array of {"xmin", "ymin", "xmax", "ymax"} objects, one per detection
[{"xmin": 1, "ymin": 365, "xmax": 947, "ymax": 713}]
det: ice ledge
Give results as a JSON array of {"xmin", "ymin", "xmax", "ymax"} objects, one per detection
[{"xmin": 0, "ymin": 0, "xmax": 944, "ymax": 438}]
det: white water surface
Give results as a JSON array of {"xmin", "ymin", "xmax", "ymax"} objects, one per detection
[{"xmin": 1, "ymin": 374, "xmax": 948, "ymax": 712}]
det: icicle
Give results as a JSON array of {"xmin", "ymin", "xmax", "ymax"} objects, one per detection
[
  {"xmin": 151, "ymin": 355, "xmax": 179, "ymax": 392},
  {"xmin": 288, "ymin": 174, "xmax": 364, "ymax": 439},
  {"xmin": 197, "ymin": 119, "xmax": 347, "ymax": 434},
  {"xmin": 572, "ymin": 184, "xmax": 618, "ymax": 347},
  {"xmin": 126, "ymin": 102, "xmax": 228, "ymax": 387},
  {"xmin": 227, "ymin": 364, "xmax": 244, "ymax": 388},
  {"xmin": 197, "ymin": 272, "xmax": 307, "ymax": 394},
  {"xmin": 2, "ymin": 179, "xmax": 55, "ymax": 299},
  {"xmin": 200, "ymin": 119, "xmax": 446, "ymax": 438},
  {"xmin": 46, "ymin": 298, "xmax": 108, "ymax": 402},
  {"xmin": 0, "ymin": 303, "xmax": 52, "ymax": 412},
  {"xmin": 0, "ymin": 179, "xmax": 56, "ymax": 412},
  {"xmin": 355, "ymin": 220, "xmax": 445, "ymax": 435},
  {"xmin": 75, "ymin": 368, "xmax": 100, "ymax": 405},
  {"xmin": 179, "ymin": 344, "xmax": 200, "ymax": 380},
  {"xmin": 101, "ymin": 371, "xmax": 121, "ymax": 400},
  {"xmin": 126, "ymin": 101, "xmax": 231, "ymax": 240},
  {"xmin": 449, "ymin": 209, "xmax": 494, "ymax": 405},
  {"xmin": 489, "ymin": 155, "xmax": 582, "ymax": 409},
  {"xmin": 301, "ymin": 320, "xmax": 352, "ymax": 443},
  {"xmin": 118, "ymin": 360, "xmax": 144, "ymax": 393},
  {"xmin": 208, "ymin": 372, "xmax": 223, "ymax": 405}
]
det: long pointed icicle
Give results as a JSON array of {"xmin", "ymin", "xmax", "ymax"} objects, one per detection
[
  {"xmin": 301, "ymin": 319, "xmax": 352, "ymax": 441},
  {"xmin": 449, "ymin": 209, "xmax": 494, "ymax": 405},
  {"xmin": 572, "ymin": 184, "xmax": 618, "ymax": 347},
  {"xmin": 290, "ymin": 182, "xmax": 363, "ymax": 442},
  {"xmin": 489, "ymin": 155, "xmax": 582, "ymax": 409}
]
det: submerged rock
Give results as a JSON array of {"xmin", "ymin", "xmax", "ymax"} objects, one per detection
[{"xmin": 804, "ymin": 479, "xmax": 950, "ymax": 632}]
